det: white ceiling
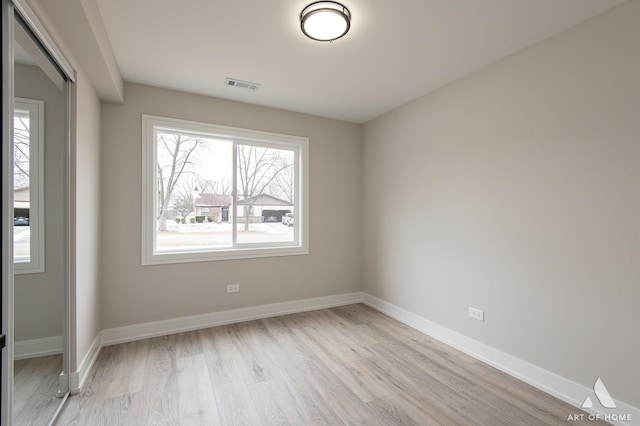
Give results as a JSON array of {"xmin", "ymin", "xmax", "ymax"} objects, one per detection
[{"xmin": 95, "ymin": 0, "xmax": 625, "ymax": 123}]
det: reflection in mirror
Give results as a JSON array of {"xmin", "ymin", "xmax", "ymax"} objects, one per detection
[
  {"xmin": 12, "ymin": 15, "xmax": 68, "ymax": 426},
  {"xmin": 13, "ymin": 98, "xmax": 44, "ymax": 272}
]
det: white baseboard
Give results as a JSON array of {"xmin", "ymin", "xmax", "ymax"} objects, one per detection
[
  {"xmin": 14, "ymin": 336, "xmax": 63, "ymax": 360},
  {"xmin": 101, "ymin": 292, "xmax": 362, "ymax": 346},
  {"xmin": 70, "ymin": 293, "xmax": 360, "ymax": 394},
  {"xmin": 68, "ymin": 291, "xmax": 638, "ymax": 426},
  {"xmin": 58, "ymin": 371, "xmax": 69, "ymax": 395},
  {"xmin": 361, "ymin": 293, "xmax": 639, "ymax": 426},
  {"xmin": 70, "ymin": 332, "xmax": 102, "ymax": 394}
]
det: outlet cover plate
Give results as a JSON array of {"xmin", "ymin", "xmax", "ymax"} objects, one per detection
[{"xmin": 468, "ymin": 307, "xmax": 484, "ymax": 322}]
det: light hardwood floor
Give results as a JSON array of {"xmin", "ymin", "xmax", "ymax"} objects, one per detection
[
  {"xmin": 14, "ymin": 354, "xmax": 63, "ymax": 425},
  {"xmin": 55, "ymin": 304, "xmax": 604, "ymax": 425}
]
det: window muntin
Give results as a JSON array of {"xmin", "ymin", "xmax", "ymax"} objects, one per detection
[
  {"xmin": 142, "ymin": 115, "xmax": 308, "ymax": 265},
  {"xmin": 13, "ymin": 98, "xmax": 45, "ymax": 274}
]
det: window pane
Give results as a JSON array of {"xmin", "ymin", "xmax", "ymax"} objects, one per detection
[
  {"xmin": 155, "ymin": 131, "xmax": 233, "ymax": 252},
  {"xmin": 236, "ymin": 144, "xmax": 295, "ymax": 245},
  {"xmin": 143, "ymin": 115, "xmax": 308, "ymax": 265},
  {"xmin": 13, "ymin": 109, "xmax": 31, "ymax": 262}
]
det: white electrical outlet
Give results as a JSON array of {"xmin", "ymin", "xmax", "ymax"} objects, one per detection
[
  {"xmin": 227, "ymin": 284, "xmax": 240, "ymax": 293},
  {"xmin": 468, "ymin": 307, "xmax": 484, "ymax": 322}
]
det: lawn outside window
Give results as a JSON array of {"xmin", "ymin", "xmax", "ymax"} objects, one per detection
[{"xmin": 141, "ymin": 115, "xmax": 309, "ymax": 265}]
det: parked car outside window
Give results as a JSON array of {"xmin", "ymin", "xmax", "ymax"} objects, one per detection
[
  {"xmin": 282, "ymin": 213, "xmax": 294, "ymax": 227},
  {"xmin": 14, "ymin": 217, "xmax": 29, "ymax": 226}
]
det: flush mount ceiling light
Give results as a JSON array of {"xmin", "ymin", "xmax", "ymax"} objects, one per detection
[{"xmin": 300, "ymin": 1, "xmax": 351, "ymax": 42}]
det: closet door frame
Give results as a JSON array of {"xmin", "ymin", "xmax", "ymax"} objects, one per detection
[{"xmin": 1, "ymin": 1, "xmax": 75, "ymax": 424}]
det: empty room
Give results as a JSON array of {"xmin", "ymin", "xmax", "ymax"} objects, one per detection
[{"xmin": 1, "ymin": 0, "xmax": 638, "ymax": 425}]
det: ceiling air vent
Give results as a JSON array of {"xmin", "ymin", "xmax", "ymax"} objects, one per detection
[{"xmin": 225, "ymin": 78, "xmax": 260, "ymax": 91}]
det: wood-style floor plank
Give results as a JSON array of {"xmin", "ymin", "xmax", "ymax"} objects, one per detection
[
  {"xmin": 13, "ymin": 354, "xmax": 63, "ymax": 425},
  {"xmin": 259, "ymin": 317, "xmax": 347, "ymax": 425},
  {"xmin": 208, "ymin": 358, "xmax": 262, "ymax": 426},
  {"xmin": 176, "ymin": 354, "xmax": 220, "ymax": 425},
  {"xmin": 54, "ymin": 304, "xmax": 606, "ymax": 425}
]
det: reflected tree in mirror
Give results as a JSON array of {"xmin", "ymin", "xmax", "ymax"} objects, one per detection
[{"xmin": 13, "ymin": 109, "xmax": 30, "ymax": 188}]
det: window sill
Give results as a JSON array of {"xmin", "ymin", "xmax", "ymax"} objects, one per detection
[{"xmin": 141, "ymin": 245, "xmax": 309, "ymax": 266}]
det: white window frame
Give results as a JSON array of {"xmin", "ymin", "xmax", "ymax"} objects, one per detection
[
  {"xmin": 13, "ymin": 98, "xmax": 45, "ymax": 274},
  {"xmin": 141, "ymin": 115, "xmax": 309, "ymax": 265}
]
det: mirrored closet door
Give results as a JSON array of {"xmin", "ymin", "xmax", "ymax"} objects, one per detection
[{"xmin": 2, "ymin": 1, "xmax": 73, "ymax": 424}]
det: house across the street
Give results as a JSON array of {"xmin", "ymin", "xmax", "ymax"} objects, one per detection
[
  {"xmin": 194, "ymin": 193, "xmax": 232, "ymax": 223},
  {"xmin": 238, "ymin": 194, "xmax": 293, "ymax": 223},
  {"xmin": 193, "ymin": 193, "xmax": 292, "ymax": 223}
]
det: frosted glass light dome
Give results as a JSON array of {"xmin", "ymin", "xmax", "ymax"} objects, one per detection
[{"xmin": 300, "ymin": 2, "xmax": 351, "ymax": 42}]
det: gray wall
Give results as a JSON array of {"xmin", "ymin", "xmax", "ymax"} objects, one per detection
[
  {"xmin": 362, "ymin": 2, "xmax": 640, "ymax": 408},
  {"xmin": 70, "ymin": 66, "xmax": 102, "ymax": 371},
  {"xmin": 14, "ymin": 63, "xmax": 65, "ymax": 342},
  {"xmin": 100, "ymin": 83, "xmax": 362, "ymax": 329}
]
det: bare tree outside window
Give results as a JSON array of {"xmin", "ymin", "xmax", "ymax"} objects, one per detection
[
  {"xmin": 171, "ymin": 180, "xmax": 196, "ymax": 220},
  {"xmin": 156, "ymin": 132, "xmax": 204, "ymax": 231},
  {"xmin": 237, "ymin": 145, "xmax": 294, "ymax": 231},
  {"xmin": 197, "ymin": 178, "xmax": 231, "ymax": 195},
  {"xmin": 267, "ymin": 156, "xmax": 294, "ymax": 203}
]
